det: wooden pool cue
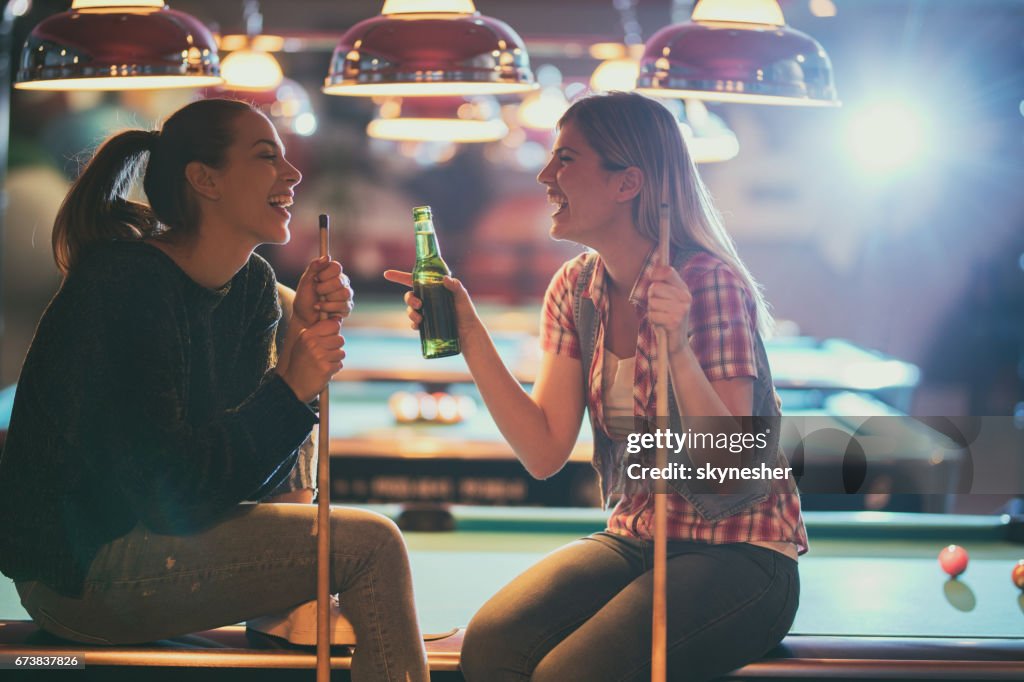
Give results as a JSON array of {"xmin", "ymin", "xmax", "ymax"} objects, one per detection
[
  {"xmin": 651, "ymin": 171, "xmax": 670, "ymax": 682},
  {"xmin": 316, "ymin": 213, "xmax": 331, "ymax": 682}
]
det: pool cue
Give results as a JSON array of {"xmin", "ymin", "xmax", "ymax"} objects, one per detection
[
  {"xmin": 316, "ymin": 213, "xmax": 331, "ymax": 682},
  {"xmin": 651, "ymin": 171, "xmax": 670, "ymax": 682}
]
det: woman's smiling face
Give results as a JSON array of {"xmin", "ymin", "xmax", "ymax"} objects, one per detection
[
  {"xmin": 536, "ymin": 120, "xmax": 628, "ymax": 247},
  {"xmin": 204, "ymin": 110, "xmax": 302, "ymax": 247}
]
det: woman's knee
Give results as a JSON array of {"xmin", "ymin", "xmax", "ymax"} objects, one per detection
[
  {"xmin": 461, "ymin": 601, "xmax": 531, "ymax": 682},
  {"xmin": 330, "ymin": 507, "xmax": 408, "ymax": 562}
]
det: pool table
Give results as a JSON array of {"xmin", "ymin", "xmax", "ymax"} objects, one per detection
[
  {"xmin": 0, "ymin": 327, "xmax": 946, "ymax": 512},
  {"xmin": 331, "ymin": 327, "xmax": 921, "ymax": 406},
  {"xmin": 324, "ymin": 379, "xmax": 967, "ymax": 512},
  {"xmin": 322, "ymin": 332, "xmax": 960, "ymax": 512},
  {"xmin": 1, "ymin": 508, "xmax": 1021, "ymax": 680}
]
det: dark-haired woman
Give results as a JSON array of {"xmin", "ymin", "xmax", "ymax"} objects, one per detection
[
  {"xmin": 0, "ymin": 99, "xmax": 429, "ymax": 682},
  {"xmin": 387, "ymin": 92, "xmax": 805, "ymax": 681}
]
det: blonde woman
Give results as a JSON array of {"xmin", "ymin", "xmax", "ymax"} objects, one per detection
[{"xmin": 387, "ymin": 92, "xmax": 804, "ymax": 681}]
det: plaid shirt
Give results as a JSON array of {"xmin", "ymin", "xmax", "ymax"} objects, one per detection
[{"xmin": 541, "ymin": 248, "xmax": 808, "ymax": 553}]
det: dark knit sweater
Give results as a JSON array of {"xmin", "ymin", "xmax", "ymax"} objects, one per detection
[{"xmin": 0, "ymin": 241, "xmax": 317, "ymax": 597}]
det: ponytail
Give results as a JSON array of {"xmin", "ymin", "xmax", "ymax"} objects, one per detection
[
  {"xmin": 52, "ymin": 98, "xmax": 257, "ymax": 276},
  {"xmin": 52, "ymin": 130, "xmax": 160, "ymax": 275}
]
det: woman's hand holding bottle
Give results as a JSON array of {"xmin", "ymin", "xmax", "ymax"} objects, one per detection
[{"xmin": 383, "ymin": 271, "xmax": 482, "ymax": 342}]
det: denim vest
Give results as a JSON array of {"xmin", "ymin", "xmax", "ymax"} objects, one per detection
[{"xmin": 573, "ymin": 250, "xmax": 781, "ymax": 522}]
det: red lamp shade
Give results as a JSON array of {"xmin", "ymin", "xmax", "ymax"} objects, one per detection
[
  {"xmin": 635, "ymin": 21, "xmax": 839, "ymax": 106},
  {"xmin": 15, "ymin": 4, "xmax": 222, "ymax": 91},
  {"xmin": 323, "ymin": 12, "xmax": 536, "ymax": 97}
]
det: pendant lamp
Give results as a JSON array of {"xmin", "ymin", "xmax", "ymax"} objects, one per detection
[
  {"xmin": 219, "ymin": 1, "xmax": 284, "ymax": 92},
  {"xmin": 15, "ymin": 0, "xmax": 222, "ymax": 91},
  {"xmin": 323, "ymin": 0, "xmax": 536, "ymax": 97},
  {"xmin": 635, "ymin": 0, "xmax": 838, "ymax": 106}
]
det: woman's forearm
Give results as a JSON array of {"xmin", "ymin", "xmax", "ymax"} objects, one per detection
[
  {"xmin": 667, "ymin": 341, "xmax": 748, "ymax": 470},
  {"xmin": 667, "ymin": 344, "xmax": 735, "ymax": 418},
  {"xmin": 459, "ymin": 320, "xmax": 579, "ymax": 479}
]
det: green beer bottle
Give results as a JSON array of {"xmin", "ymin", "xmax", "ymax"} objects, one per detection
[{"xmin": 412, "ymin": 206, "xmax": 461, "ymax": 359}]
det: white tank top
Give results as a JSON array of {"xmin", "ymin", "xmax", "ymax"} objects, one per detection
[{"xmin": 602, "ymin": 348, "xmax": 635, "ymax": 440}]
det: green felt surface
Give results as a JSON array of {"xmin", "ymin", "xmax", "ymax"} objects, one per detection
[
  {"xmin": 2, "ymin": 510, "xmax": 1021, "ymax": 639},
  {"xmin": 326, "ymin": 382, "xmax": 921, "ymax": 453},
  {"xmin": 335, "ymin": 328, "xmax": 919, "ymax": 393},
  {"xmin": 402, "ymin": 510, "xmax": 1024, "ymax": 637},
  {"xmin": 404, "ymin": 545, "xmax": 1024, "ymax": 638}
]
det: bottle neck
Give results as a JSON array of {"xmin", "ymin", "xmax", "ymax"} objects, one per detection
[{"xmin": 415, "ymin": 219, "xmax": 443, "ymax": 261}]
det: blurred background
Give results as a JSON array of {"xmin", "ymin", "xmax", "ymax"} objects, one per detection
[
  {"xmin": 4, "ymin": 4, "xmax": 1024, "ymax": 653},
  {"xmin": 2, "ymin": 0, "xmax": 1023, "ymax": 423}
]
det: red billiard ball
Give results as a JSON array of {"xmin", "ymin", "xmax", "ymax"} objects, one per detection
[
  {"xmin": 1012, "ymin": 560, "xmax": 1024, "ymax": 590},
  {"xmin": 938, "ymin": 545, "xmax": 969, "ymax": 577}
]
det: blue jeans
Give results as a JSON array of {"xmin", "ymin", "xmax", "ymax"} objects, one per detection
[
  {"xmin": 460, "ymin": 533, "xmax": 799, "ymax": 682},
  {"xmin": 16, "ymin": 503, "xmax": 429, "ymax": 682}
]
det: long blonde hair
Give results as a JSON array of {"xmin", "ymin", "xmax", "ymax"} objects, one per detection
[{"xmin": 559, "ymin": 91, "xmax": 773, "ymax": 336}]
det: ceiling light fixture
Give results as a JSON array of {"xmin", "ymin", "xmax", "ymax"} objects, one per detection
[
  {"xmin": 323, "ymin": 0, "xmax": 536, "ymax": 97},
  {"xmin": 15, "ymin": 0, "xmax": 222, "ymax": 91},
  {"xmin": 589, "ymin": 0, "xmax": 644, "ymax": 93},
  {"xmin": 635, "ymin": 0, "xmax": 839, "ymax": 106},
  {"xmin": 219, "ymin": 1, "xmax": 284, "ymax": 92}
]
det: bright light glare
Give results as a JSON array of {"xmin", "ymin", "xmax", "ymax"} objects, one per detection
[
  {"xmin": 692, "ymin": 0, "xmax": 785, "ymax": 26},
  {"xmin": 517, "ymin": 87, "xmax": 569, "ymax": 130},
  {"xmin": 846, "ymin": 102, "xmax": 928, "ymax": 173},
  {"xmin": 809, "ymin": 0, "xmax": 837, "ymax": 18},
  {"xmin": 590, "ymin": 58, "xmax": 639, "ymax": 93},
  {"xmin": 72, "ymin": 0, "xmax": 162, "ymax": 8},
  {"xmin": 367, "ymin": 118, "xmax": 508, "ymax": 143},
  {"xmin": 15, "ymin": 75, "xmax": 223, "ymax": 91},
  {"xmin": 382, "ymin": 0, "xmax": 476, "ymax": 15},
  {"xmin": 10, "ymin": 0, "xmax": 32, "ymax": 17},
  {"xmin": 294, "ymin": 112, "xmax": 317, "ymax": 136},
  {"xmin": 324, "ymin": 82, "xmax": 536, "ymax": 97},
  {"xmin": 221, "ymin": 49, "xmax": 284, "ymax": 91},
  {"xmin": 840, "ymin": 360, "xmax": 920, "ymax": 391}
]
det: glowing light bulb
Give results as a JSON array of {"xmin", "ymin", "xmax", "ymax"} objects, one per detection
[
  {"xmin": 382, "ymin": 0, "xmax": 476, "ymax": 14},
  {"xmin": 220, "ymin": 49, "xmax": 283, "ymax": 91},
  {"xmin": 691, "ymin": 0, "xmax": 785, "ymax": 26},
  {"xmin": 72, "ymin": 0, "xmax": 163, "ymax": 8}
]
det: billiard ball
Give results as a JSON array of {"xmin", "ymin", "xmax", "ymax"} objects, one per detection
[
  {"xmin": 388, "ymin": 391, "xmax": 420, "ymax": 424},
  {"xmin": 416, "ymin": 392, "xmax": 438, "ymax": 421},
  {"xmin": 434, "ymin": 393, "xmax": 461, "ymax": 424},
  {"xmin": 1012, "ymin": 560, "xmax": 1024, "ymax": 590},
  {"xmin": 456, "ymin": 395, "xmax": 477, "ymax": 420},
  {"xmin": 938, "ymin": 545, "xmax": 968, "ymax": 577}
]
